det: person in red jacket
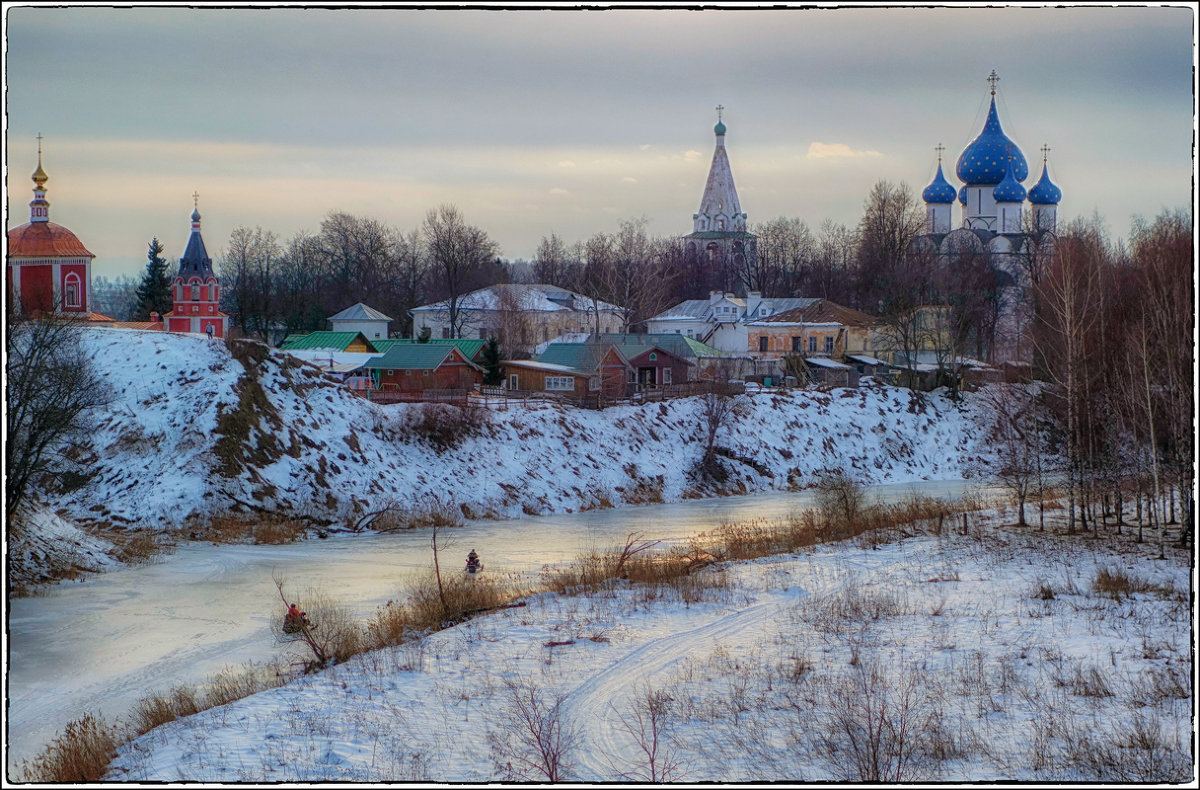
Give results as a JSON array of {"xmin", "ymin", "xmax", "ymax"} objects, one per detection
[{"xmin": 283, "ymin": 602, "xmax": 309, "ymax": 633}]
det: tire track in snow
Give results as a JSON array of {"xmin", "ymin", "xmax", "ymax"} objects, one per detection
[{"xmin": 562, "ymin": 557, "xmax": 852, "ymax": 781}]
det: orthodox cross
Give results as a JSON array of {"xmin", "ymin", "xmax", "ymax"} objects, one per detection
[
  {"xmin": 935, "ymin": 143, "xmax": 945, "ymax": 162},
  {"xmin": 716, "ymin": 104, "xmax": 724, "ymax": 123},
  {"xmin": 36, "ymin": 132, "xmax": 43, "ymax": 155},
  {"xmin": 193, "ymin": 191, "xmax": 200, "ymax": 210},
  {"xmin": 987, "ymin": 70, "xmax": 1000, "ymax": 95},
  {"xmin": 1040, "ymin": 144, "xmax": 1051, "ymax": 163}
]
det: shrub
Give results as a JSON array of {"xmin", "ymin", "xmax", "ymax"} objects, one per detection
[
  {"xmin": 203, "ymin": 663, "xmax": 284, "ymax": 709},
  {"xmin": 19, "ymin": 713, "xmax": 118, "ymax": 782},
  {"xmin": 488, "ymin": 677, "xmax": 579, "ymax": 782},
  {"xmin": 405, "ymin": 402, "xmax": 488, "ymax": 453},
  {"xmin": 814, "ymin": 472, "xmax": 865, "ymax": 539},
  {"xmin": 1092, "ymin": 567, "xmax": 1154, "ymax": 600}
]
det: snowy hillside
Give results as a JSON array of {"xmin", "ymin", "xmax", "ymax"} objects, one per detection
[{"xmin": 60, "ymin": 328, "xmax": 992, "ymax": 531}]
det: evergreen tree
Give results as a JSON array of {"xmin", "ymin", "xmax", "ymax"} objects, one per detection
[
  {"xmin": 135, "ymin": 238, "xmax": 174, "ymax": 320},
  {"xmin": 481, "ymin": 337, "xmax": 503, "ymax": 385}
]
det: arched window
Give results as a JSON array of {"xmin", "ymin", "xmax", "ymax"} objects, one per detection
[
  {"xmin": 192, "ymin": 284, "xmax": 200, "ymax": 301},
  {"xmin": 64, "ymin": 273, "xmax": 81, "ymax": 308}
]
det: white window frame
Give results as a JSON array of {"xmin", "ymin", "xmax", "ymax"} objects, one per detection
[
  {"xmin": 663, "ymin": 368, "xmax": 672, "ymax": 385},
  {"xmin": 545, "ymin": 376, "xmax": 574, "ymax": 392},
  {"xmin": 64, "ymin": 273, "xmax": 81, "ymax": 308}
]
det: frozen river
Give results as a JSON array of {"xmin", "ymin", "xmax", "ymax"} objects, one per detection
[{"xmin": 6, "ymin": 479, "xmax": 994, "ymax": 768}]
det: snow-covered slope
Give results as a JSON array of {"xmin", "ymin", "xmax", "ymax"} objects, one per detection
[{"xmin": 60, "ymin": 328, "xmax": 992, "ymax": 530}]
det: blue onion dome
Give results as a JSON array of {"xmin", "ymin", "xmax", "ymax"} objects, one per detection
[
  {"xmin": 714, "ymin": 120, "xmax": 727, "ymax": 136},
  {"xmin": 958, "ymin": 185, "xmax": 968, "ymax": 205},
  {"xmin": 1027, "ymin": 162, "xmax": 1062, "ymax": 205},
  {"xmin": 992, "ymin": 155, "xmax": 1027, "ymax": 203},
  {"xmin": 956, "ymin": 97, "xmax": 1029, "ymax": 185},
  {"xmin": 922, "ymin": 162, "xmax": 957, "ymax": 204}
]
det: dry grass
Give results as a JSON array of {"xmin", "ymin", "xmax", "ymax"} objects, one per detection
[
  {"xmin": 366, "ymin": 572, "xmax": 532, "ymax": 651},
  {"xmin": 190, "ymin": 512, "xmax": 309, "ymax": 545},
  {"xmin": 18, "ymin": 713, "xmax": 118, "ymax": 782},
  {"xmin": 107, "ymin": 528, "xmax": 174, "ymax": 564},
  {"xmin": 1091, "ymin": 566, "xmax": 1159, "ymax": 600}
]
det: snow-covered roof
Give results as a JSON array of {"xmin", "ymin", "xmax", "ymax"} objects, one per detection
[
  {"xmin": 411, "ymin": 284, "xmax": 620, "ymax": 315},
  {"xmin": 502, "ymin": 359, "xmax": 589, "ymax": 376},
  {"xmin": 649, "ymin": 297, "xmax": 820, "ymax": 323},
  {"xmin": 804, "ymin": 356, "xmax": 852, "ymax": 369},
  {"xmin": 328, "ymin": 302, "xmax": 394, "ymax": 323},
  {"xmin": 847, "ymin": 354, "xmax": 889, "ymax": 366}
]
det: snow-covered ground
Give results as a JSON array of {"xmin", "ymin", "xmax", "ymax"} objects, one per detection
[
  {"xmin": 106, "ymin": 516, "xmax": 1192, "ymax": 783},
  {"xmin": 62, "ymin": 327, "xmax": 992, "ymax": 532}
]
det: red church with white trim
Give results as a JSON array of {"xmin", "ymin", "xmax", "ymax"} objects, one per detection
[
  {"xmin": 162, "ymin": 196, "xmax": 229, "ymax": 338},
  {"xmin": 6, "ymin": 141, "xmax": 107, "ymax": 320}
]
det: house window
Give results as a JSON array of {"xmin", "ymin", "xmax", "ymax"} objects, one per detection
[
  {"xmin": 545, "ymin": 376, "xmax": 574, "ymax": 392},
  {"xmin": 423, "ymin": 370, "xmax": 430, "ymax": 376},
  {"xmin": 442, "ymin": 328, "xmax": 451, "ymax": 339},
  {"xmin": 792, "ymin": 336, "xmax": 802, "ymax": 352},
  {"xmin": 687, "ymin": 329, "xmax": 694, "ymax": 338},
  {"xmin": 589, "ymin": 376, "xmax": 599, "ymax": 391},
  {"xmin": 663, "ymin": 368, "xmax": 672, "ymax": 385},
  {"xmin": 479, "ymin": 329, "xmax": 488, "ymax": 339},
  {"xmin": 509, "ymin": 374, "xmax": 519, "ymax": 390},
  {"xmin": 825, "ymin": 337, "xmax": 834, "ymax": 355},
  {"xmin": 808, "ymin": 336, "xmax": 817, "ymax": 353},
  {"xmin": 649, "ymin": 353, "xmax": 657, "ymax": 361},
  {"xmin": 388, "ymin": 370, "xmax": 395, "ymax": 375},
  {"xmin": 760, "ymin": 336, "xmax": 769, "ymax": 353}
]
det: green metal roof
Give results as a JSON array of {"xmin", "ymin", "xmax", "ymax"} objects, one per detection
[
  {"xmin": 375, "ymin": 338, "xmax": 486, "ymax": 359},
  {"xmin": 535, "ymin": 343, "xmax": 615, "ymax": 372},
  {"xmin": 364, "ymin": 344, "xmax": 461, "ymax": 371},
  {"xmin": 679, "ymin": 336, "xmax": 730, "ymax": 358},
  {"xmin": 280, "ymin": 331, "xmax": 377, "ymax": 352}
]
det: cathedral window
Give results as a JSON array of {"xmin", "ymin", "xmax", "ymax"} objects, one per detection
[{"xmin": 64, "ymin": 273, "xmax": 81, "ymax": 308}]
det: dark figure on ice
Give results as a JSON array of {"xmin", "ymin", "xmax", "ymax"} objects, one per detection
[
  {"xmin": 466, "ymin": 549, "xmax": 482, "ymax": 574},
  {"xmin": 283, "ymin": 602, "xmax": 311, "ymax": 634}
]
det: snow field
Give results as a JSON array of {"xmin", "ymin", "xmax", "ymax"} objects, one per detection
[{"xmin": 105, "ymin": 516, "xmax": 1192, "ymax": 783}]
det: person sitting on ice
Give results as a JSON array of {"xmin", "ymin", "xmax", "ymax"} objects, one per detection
[
  {"xmin": 466, "ymin": 549, "xmax": 480, "ymax": 570},
  {"xmin": 283, "ymin": 602, "xmax": 309, "ymax": 634}
]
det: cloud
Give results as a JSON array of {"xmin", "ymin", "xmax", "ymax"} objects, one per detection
[
  {"xmin": 806, "ymin": 142, "xmax": 882, "ymax": 159},
  {"xmin": 683, "ymin": 150, "xmax": 703, "ymax": 161},
  {"xmin": 640, "ymin": 144, "xmax": 652, "ymax": 151},
  {"xmin": 557, "ymin": 160, "xmax": 576, "ymax": 167},
  {"xmin": 548, "ymin": 187, "xmax": 569, "ymax": 195},
  {"xmin": 621, "ymin": 176, "xmax": 637, "ymax": 183}
]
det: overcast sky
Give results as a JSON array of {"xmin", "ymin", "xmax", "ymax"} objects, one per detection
[{"xmin": 4, "ymin": 3, "xmax": 1195, "ymax": 279}]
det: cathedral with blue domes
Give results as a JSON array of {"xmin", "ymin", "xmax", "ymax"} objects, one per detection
[{"xmin": 916, "ymin": 71, "xmax": 1062, "ymax": 363}]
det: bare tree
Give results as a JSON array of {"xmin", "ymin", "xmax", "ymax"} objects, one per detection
[
  {"xmin": 423, "ymin": 204, "xmax": 499, "ymax": 338},
  {"xmin": 697, "ymin": 387, "xmax": 749, "ymax": 481},
  {"xmin": 977, "ymin": 385, "xmax": 1046, "ymax": 527},
  {"xmin": 5, "ymin": 309, "xmax": 112, "ymax": 515},
  {"xmin": 604, "ymin": 685, "xmax": 683, "ymax": 782},
  {"xmin": 488, "ymin": 677, "xmax": 579, "ymax": 782}
]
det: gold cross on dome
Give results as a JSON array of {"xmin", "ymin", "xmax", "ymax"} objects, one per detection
[
  {"xmin": 935, "ymin": 143, "xmax": 945, "ymax": 162},
  {"xmin": 987, "ymin": 70, "xmax": 1000, "ymax": 95},
  {"xmin": 36, "ymin": 132, "xmax": 43, "ymax": 154},
  {"xmin": 716, "ymin": 104, "xmax": 724, "ymax": 123},
  {"xmin": 1040, "ymin": 144, "xmax": 1051, "ymax": 162}
]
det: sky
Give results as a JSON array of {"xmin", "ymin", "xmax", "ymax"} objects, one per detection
[{"xmin": 4, "ymin": 2, "xmax": 1195, "ymax": 279}]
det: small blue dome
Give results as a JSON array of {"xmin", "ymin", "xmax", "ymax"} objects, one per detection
[
  {"xmin": 958, "ymin": 185, "xmax": 968, "ymax": 205},
  {"xmin": 1027, "ymin": 162, "xmax": 1062, "ymax": 205},
  {"xmin": 922, "ymin": 162, "xmax": 957, "ymax": 204},
  {"xmin": 956, "ymin": 97, "xmax": 1028, "ymax": 186},
  {"xmin": 714, "ymin": 120, "xmax": 727, "ymax": 136},
  {"xmin": 993, "ymin": 157, "xmax": 1027, "ymax": 203}
]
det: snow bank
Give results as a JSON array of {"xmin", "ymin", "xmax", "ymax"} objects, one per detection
[
  {"xmin": 55, "ymin": 327, "xmax": 994, "ymax": 530},
  {"xmin": 8, "ymin": 506, "xmax": 120, "ymax": 592}
]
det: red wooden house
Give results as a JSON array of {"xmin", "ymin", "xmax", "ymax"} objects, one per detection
[{"xmin": 364, "ymin": 344, "xmax": 483, "ymax": 392}]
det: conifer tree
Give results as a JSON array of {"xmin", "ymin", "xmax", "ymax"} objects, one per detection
[
  {"xmin": 481, "ymin": 337, "xmax": 503, "ymax": 385},
  {"xmin": 135, "ymin": 238, "xmax": 174, "ymax": 320}
]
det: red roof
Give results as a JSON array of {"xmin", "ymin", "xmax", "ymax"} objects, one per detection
[{"xmin": 7, "ymin": 222, "xmax": 95, "ymax": 258}]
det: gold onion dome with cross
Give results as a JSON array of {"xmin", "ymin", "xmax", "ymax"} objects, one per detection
[{"xmin": 955, "ymin": 70, "xmax": 1028, "ymax": 186}]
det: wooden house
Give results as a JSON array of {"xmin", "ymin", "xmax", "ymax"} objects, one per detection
[
  {"xmin": 500, "ymin": 359, "xmax": 598, "ymax": 397},
  {"xmin": 363, "ymin": 344, "xmax": 483, "ymax": 392}
]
